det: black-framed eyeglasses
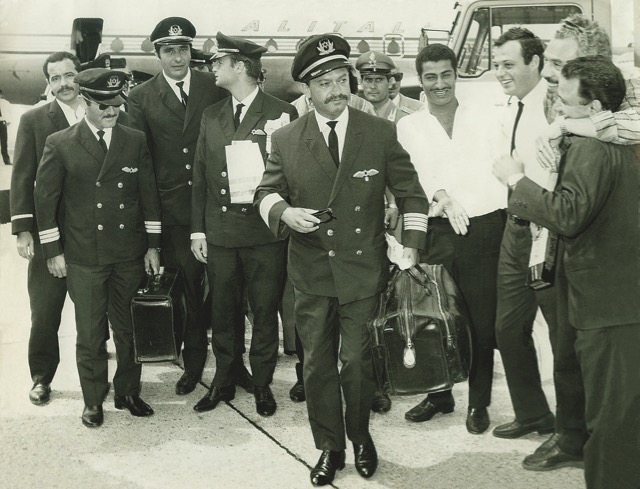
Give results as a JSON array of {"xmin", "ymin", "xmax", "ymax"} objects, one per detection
[
  {"xmin": 97, "ymin": 103, "xmax": 122, "ymax": 110},
  {"xmin": 389, "ymin": 72, "xmax": 404, "ymax": 82}
]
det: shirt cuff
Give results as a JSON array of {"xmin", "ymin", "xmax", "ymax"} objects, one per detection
[{"xmin": 190, "ymin": 232, "xmax": 206, "ymax": 240}]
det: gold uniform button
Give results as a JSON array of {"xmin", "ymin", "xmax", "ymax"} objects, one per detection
[
  {"xmin": 354, "ymin": 206, "xmax": 361, "ymax": 212},
  {"xmin": 183, "ymin": 148, "xmax": 189, "ymax": 154},
  {"xmin": 328, "ymin": 250, "xmax": 336, "ymax": 257},
  {"xmin": 96, "ymin": 203, "xmax": 102, "ymax": 208},
  {"xmin": 119, "ymin": 224, "xmax": 125, "ymax": 230},
  {"xmin": 241, "ymin": 207, "xmax": 247, "ymax": 213},
  {"xmin": 97, "ymin": 224, "xmax": 103, "ymax": 230},
  {"xmin": 221, "ymin": 189, "xmax": 227, "ymax": 195},
  {"xmin": 96, "ymin": 182, "xmax": 101, "ymax": 187},
  {"xmin": 327, "ymin": 229, "xmax": 334, "ymax": 236},
  {"xmin": 117, "ymin": 182, "xmax": 123, "ymax": 188},
  {"xmin": 186, "ymin": 164, "xmax": 192, "ymax": 170},
  {"xmin": 188, "ymin": 180, "xmax": 192, "ymax": 186},
  {"xmin": 355, "ymin": 228, "xmax": 362, "ymax": 234},
  {"xmin": 356, "ymin": 250, "xmax": 363, "ymax": 255},
  {"xmin": 119, "ymin": 204, "xmax": 124, "ymax": 209},
  {"xmin": 221, "ymin": 171, "xmax": 227, "ymax": 177},
  {"xmin": 222, "ymin": 206, "xmax": 227, "ymax": 212}
]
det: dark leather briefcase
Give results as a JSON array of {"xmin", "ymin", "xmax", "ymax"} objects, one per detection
[
  {"xmin": 368, "ymin": 264, "xmax": 472, "ymax": 395},
  {"xmin": 131, "ymin": 269, "xmax": 186, "ymax": 363}
]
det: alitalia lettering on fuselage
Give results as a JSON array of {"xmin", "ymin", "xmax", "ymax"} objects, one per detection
[{"xmin": 241, "ymin": 20, "xmax": 406, "ymax": 34}]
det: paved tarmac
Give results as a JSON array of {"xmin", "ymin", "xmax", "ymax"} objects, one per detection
[{"xmin": 0, "ymin": 163, "xmax": 585, "ymax": 489}]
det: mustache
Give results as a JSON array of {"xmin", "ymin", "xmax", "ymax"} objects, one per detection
[
  {"xmin": 55, "ymin": 85, "xmax": 74, "ymax": 94},
  {"xmin": 324, "ymin": 94, "xmax": 349, "ymax": 104}
]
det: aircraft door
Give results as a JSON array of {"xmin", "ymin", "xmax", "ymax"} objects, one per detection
[{"xmin": 72, "ymin": 18, "xmax": 104, "ymax": 63}]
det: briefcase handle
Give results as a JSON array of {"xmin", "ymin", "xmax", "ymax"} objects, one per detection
[{"xmin": 137, "ymin": 271, "xmax": 162, "ymax": 294}]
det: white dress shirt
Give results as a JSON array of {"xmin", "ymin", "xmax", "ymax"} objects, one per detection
[
  {"xmin": 84, "ymin": 118, "xmax": 112, "ymax": 149},
  {"xmin": 163, "ymin": 68, "xmax": 191, "ymax": 104},
  {"xmin": 314, "ymin": 108, "xmax": 349, "ymax": 162},
  {"xmin": 56, "ymin": 99, "xmax": 85, "ymax": 125},
  {"xmin": 232, "ymin": 86, "xmax": 260, "ymax": 125},
  {"xmin": 397, "ymin": 101, "xmax": 507, "ymax": 218}
]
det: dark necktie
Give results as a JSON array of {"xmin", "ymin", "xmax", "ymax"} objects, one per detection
[
  {"xmin": 97, "ymin": 130, "xmax": 108, "ymax": 154},
  {"xmin": 176, "ymin": 81, "xmax": 188, "ymax": 107},
  {"xmin": 234, "ymin": 102, "xmax": 244, "ymax": 130},
  {"xmin": 327, "ymin": 121, "xmax": 339, "ymax": 167},
  {"xmin": 510, "ymin": 101, "xmax": 524, "ymax": 155}
]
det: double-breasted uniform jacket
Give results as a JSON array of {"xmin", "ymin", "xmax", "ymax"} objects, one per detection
[
  {"xmin": 34, "ymin": 120, "xmax": 161, "ymax": 265},
  {"xmin": 191, "ymin": 89, "xmax": 298, "ymax": 247},
  {"xmin": 255, "ymin": 106, "xmax": 430, "ymax": 305},
  {"xmin": 509, "ymin": 137, "xmax": 640, "ymax": 330},
  {"xmin": 10, "ymin": 100, "xmax": 128, "ymax": 237},
  {"xmin": 128, "ymin": 69, "xmax": 226, "ymax": 225}
]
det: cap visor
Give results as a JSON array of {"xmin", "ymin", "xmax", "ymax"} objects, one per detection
[{"xmin": 306, "ymin": 59, "xmax": 353, "ymax": 80}]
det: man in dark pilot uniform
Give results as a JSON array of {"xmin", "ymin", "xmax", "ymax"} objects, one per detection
[
  {"xmin": 34, "ymin": 69, "xmax": 162, "ymax": 428},
  {"xmin": 255, "ymin": 34, "xmax": 429, "ymax": 487}
]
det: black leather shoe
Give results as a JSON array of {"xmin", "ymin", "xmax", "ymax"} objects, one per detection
[
  {"xmin": 405, "ymin": 397, "xmax": 454, "ymax": 422},
  {"xmin": 535, "ymin": 432, "xmax": 560, "ymax": 454},
  {"xmin": 371, "ymin": 391, "xmax": 391, "ymax": 413},
  {"xmin": 29, "ymin": 380, "xmax": 51, "ymax": 405},
  {"xmin": 114, "ymin": 395, "xmax": 154, "ymax": 417},
  {"xmin": 255, "ymin": 385, "xmax": 277, "ymax": 416},
  {"xmin": 310, "ymin": 450, "xmax": 345, "ymax": 486},
  {"xmin": 82, "ymin": 405, "xmax": 104, "ymax": 428},
  {"xmin": 353, "ymin": 437, "xmax": 378, "ymax": 479},
  {"xmin": 233, "ymin": 365, "xmax": 255, "ymax": 394},
  {"xmin": 523, "ymin": 444, "xmax": 583, "ymax": 471},
  {"xmin": 193, "ymin": 385, "xmax": 235, "ymax": 412},
  {"xmin": 493, "ymin": 412, "xmax": 555, "ymax": 439},
  {"xmin": 466, "ymin": 407, "xmax": 490, "ymax": 434},
  {"xmin": 289, "ymin": 380, "xmax": 305, "ymax": 402},
  {"xmin": 175, "ymin": 371, "xmax": 201, "ymax": 395}
]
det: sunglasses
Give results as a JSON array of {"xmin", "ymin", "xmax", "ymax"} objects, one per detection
[
  {"xmin": 389, "ymin": 72, "xmax": 404, "ymax": 82},
  {"xmin": 83, "ymin": 95, "xmax": 123, "ymax": 111},
  {"xmin": 312, "ymin": 208, "xmax": 337, "ymax": 224}
]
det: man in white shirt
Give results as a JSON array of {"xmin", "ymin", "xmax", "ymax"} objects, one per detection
[
  {"xmin": 397, "ymin": 43, "xmax": 507, "ymax": 434},
  {"xmin": 10, "ymin": 51, "xmax": 85, "ymax": 406},
  {"xmin": 491, "ymin": 27, "xmax": 558, "ymax": 440}
]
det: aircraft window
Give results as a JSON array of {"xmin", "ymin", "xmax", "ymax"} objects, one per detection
[
  {"xmin": 357, "ymin": 40, "xmax": 370, "ymax": 53},
  {"xmin": 72, "ymin": 18, "xmax": 104, "ymax": 63},
  {"xmin": 383, "ymin": 35, "xmax": 404, "ymax": 56},
  {"xmin": 457, "ymin": 5, "xmax": 582, "ymax": 78}
]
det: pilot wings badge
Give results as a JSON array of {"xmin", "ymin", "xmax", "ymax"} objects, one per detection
[
  {"xmin": 121, "ymin": 167, "xmax": 139, "ymax": 173},
  {"xmin": 353, "ymin": 169, "xmax": 379, "ymax": 182}
]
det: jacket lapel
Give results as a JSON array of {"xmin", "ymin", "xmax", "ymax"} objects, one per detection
[
  {"xmin": 48, "ymin": 100, "xmax": 71, "ymax": 131},
  {"xmin": 97, "ymin": 124, "xmax": 125, "ymax": 181},
  {"xmin": 303, "ymin": 114, "xmax": 338, "ymax": 183},
  {"xmin": 77, "ymin": 120, "xmax": 107, "ymax": 165},
  {"xmin": 328, "ymin": 107, "xmax": 362, "ymax": 205},
  {"xmin": 184, "ymin": 69, "xmax": 204, "ymax": 131},
  {"xmin": 218, "ymin": 98, "xmax": 236, "ymax": 142},
  {"xmin": 156, "ymin": 75, "xmax": 186, "ymax": 122},
  {"xmin": 234, "ymin": 90, "xmax": 264, "ymax": 141}
]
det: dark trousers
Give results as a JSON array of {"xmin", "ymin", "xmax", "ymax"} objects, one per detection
[
  {"xmin": 0, "ymin": 122, "xmax": 9, "ymax": 162},
  {"xmin": 575, "ymin": 323, "xmax": 640, "ymax": 489},
  {"xmin": 27, "ymin": 241, "xmax": 68, "ymax": 384},
  {"xmin": 295, "ymin": 288, "xmax": 377, "ymax": 451},
  {"xmin": 495, "ymin": 218, "xmax": 556, "ymax": 422},
  {"xmin": 162, "ymin": 225, "xmax": 208, "ymax": 375},
  {"xmin": 67, "ymin": 260, "xmax": 144, "ymax": 406},
  {"xmin": 424, "ymin": 210, "xmax": 505, "ymax": 408},
  {"xmin": 207, "ymin": 241, "xmax": 285, "ymax": 387},
  {"xmin": 550, "ymin": 248, "xmax": 587, "ymax": 455}
]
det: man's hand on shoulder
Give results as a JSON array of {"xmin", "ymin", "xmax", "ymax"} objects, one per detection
[
  {"xmin": 281, "ymin": 207, "xmax": 321, "ymax": 233},
  {"xmin": 46, "ymin": 254, "xmax": 66, "ymax": 278}
]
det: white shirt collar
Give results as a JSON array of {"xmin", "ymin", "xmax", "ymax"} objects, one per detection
[
  {"xmin": 84, "ymin": 117, "xmax": 113, "ymax": 148},
  {"xmin": 163, "ymin": 68, "xmax": 192, "ymax": 102},
  {"xmin": 231, "ymin": 86, "xmax": 260, "ymax": 123},
  {"xmin": 56, "ymin": 99, "xmax": 85, "ymax": 125},
  {"xmin": 314, "ymin": 107, "xmax": 349, "ymax": 161}
]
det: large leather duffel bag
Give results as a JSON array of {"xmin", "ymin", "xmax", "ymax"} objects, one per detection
[
  {"xmin": 130, "ymin": 269, "xmax": 186, "ymax": 363},
  {"xmin": 368, "ymin": 263, "xmax": 472, "ymax": 395}
]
